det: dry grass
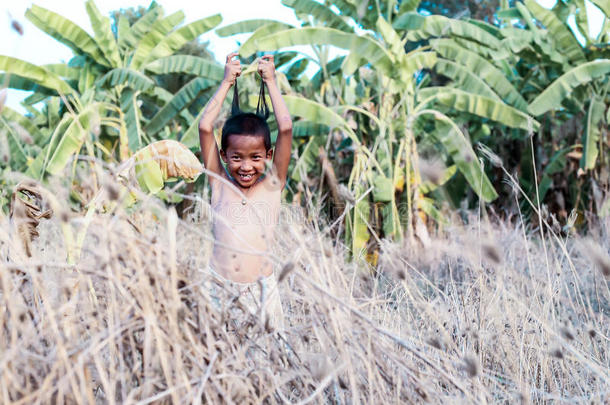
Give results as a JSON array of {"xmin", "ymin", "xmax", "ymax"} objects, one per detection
[{"xmin": 1, "ymin": 177, "xmax": 609, "ymax": 404}]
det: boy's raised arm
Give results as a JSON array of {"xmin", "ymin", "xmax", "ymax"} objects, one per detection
[
  {"xmin": 199, "ymin": 52, "xmax": 241, "ymax": 179},
  {"xmin": 258, "ymin": 55, "xmax": 293, "ymax": 188}
]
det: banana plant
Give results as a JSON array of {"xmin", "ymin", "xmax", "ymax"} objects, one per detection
[
  {"xmin": 398, "ymin": 0, "xmax": 608, "ymax": 218},
  {"xmin": 0, "ymin": 0, "xmax": 222, "ymax": 180}
]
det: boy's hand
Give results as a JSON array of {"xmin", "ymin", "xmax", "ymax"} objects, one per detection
[
  {"xmin": 258, "ymin": 55, "xmax": 276, "ymax": 84},
  {"xmin": 223, "ymin": 52, "xmax": 241, "ymax": 86}
]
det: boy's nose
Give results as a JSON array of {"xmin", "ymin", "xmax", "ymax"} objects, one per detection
[{"xmin": 241, "ymin": 161, "xmax": 253, "ymax": 170}]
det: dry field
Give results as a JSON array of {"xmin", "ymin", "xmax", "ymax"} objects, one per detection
[{"xmin": 0, "ymin": 178, "xmax": 609, "ymax": 404}]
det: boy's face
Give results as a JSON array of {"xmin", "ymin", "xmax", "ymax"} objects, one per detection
[{"xmin": 220, "ymin": 134, "xmax": 273, "ymax": 188}]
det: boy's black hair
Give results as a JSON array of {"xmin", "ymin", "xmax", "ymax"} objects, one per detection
[
  {"xmin": 221, "ymin": 113, "xmax": 271, "ymax": 151},
  {"xmin": 221, "ymin": 76, "xmax": 271, "ymax": 151}
]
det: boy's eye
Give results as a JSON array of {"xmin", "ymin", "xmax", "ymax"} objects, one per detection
[{"xmin": 252, "ymin": 156, "xmax": 261, "ymax": 160}]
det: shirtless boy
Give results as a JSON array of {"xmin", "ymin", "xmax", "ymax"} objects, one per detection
[{"xmin": 198, "ymin": 52, "xmax": 292, "ymax": 326}]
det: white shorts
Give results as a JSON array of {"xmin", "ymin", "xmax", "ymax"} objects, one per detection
[{"xmin": 202, "ymin": 266, "xmax": 285, "ymax": 331}]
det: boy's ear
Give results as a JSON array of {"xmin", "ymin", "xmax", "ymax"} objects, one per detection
[
  {"xmin": 266, "ymin": 149, "xmax": 273, "ymax": 160},
  {"xmin": 220, "ymin": 149, "xmax": 228, "ymax": 163}
]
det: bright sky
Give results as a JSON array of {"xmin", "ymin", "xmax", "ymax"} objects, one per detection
[{"xmin": 0, "ymin": 0, "xmax": 605, "ymax": 112}]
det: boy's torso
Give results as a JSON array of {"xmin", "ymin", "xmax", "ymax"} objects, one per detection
[{"xmin": 210, "ymin": 173, "xmax": 281, "ymax": 283}]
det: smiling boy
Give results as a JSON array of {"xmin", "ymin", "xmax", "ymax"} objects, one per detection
[{"xmin": 198, "ymin": 52, "xmax": 292, "ymax": 327}]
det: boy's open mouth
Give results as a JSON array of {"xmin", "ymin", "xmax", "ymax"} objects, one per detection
[{"xmin": 238, "ymin": 172, "xmax": 255, "ymax": 182}]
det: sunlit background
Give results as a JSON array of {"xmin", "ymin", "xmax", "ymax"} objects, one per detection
[{"xmin": 1, "ymin": 0, "xmax": 605, "ymax": 112}]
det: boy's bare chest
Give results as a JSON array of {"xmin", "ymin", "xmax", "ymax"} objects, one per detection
[{"xmin": 211, "ymin": 177, "xmax": 281, "ymax": 220}]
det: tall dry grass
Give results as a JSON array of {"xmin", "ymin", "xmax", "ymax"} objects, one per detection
[{"xmin": 0, "ymin": 173, "xmax": 609, "ymax": 404}]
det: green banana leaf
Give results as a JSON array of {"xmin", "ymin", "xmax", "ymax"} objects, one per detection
[
  {"xmin": 286, "ymin": 58, "xmax": 309, "ymax": 79},
  {"xmin": 523, "ymin": 0, "xmax": 586, "ymax": 63},
  {"xmin": 78, "ymin": 61, "xmax": 98, "ymax": 95},
  {"xmin": 499, "ymin": 27, "xmax": 565, "ymax": 65},
  {"xmin": 144, "ymin": 77, "xmax": 216, "ymax": 135},
  {"xmin": 291, "ymin": 135, "xmax": 325, "ymax": 182},
  {"xmin": 430, "ymin": 39, "xmax": 528, "ymax": 110},
  {"xmin": 96, "ymin": 68, "xmax": 156, "ymax": 92},
  {"xmin": 397, "ymin": 14, "xmax": 502, "ymax": 49},
  {"xmin": 130, "ymin": 11, "xmax": 186, "ymax": 70},
  {"xmin": 25, "ymin": 146, "xmax": 47, "ymax": 179},
  {"xmin": 135, "ymin": 148, "xmax": 164, "ymax": 194},
  {"xmin": 454, "ymin": 37, "xmax": 510, "ymax": 60},
  {"xmin": 282, "ymin": 0, "xmax": 353, "ymax": 32},
  {"xmin": 382, "ymin": 200, "xmax": 402, "ymax": 240},
  {"xmin": 284, "ymin": 95, "xmax": 350, "ymax": 129},
  {"xmin": 418, "ymin": 197, "xmax": 448, "ymax": 225},
  {"xmin": 293, "ymin": 121, "xmax": 330, "ymax": 138},
  {"xmin": 574, "ymin": 0, "xmax": 591, "ymax": 43},
  {"xmin": 118, "ymin": 5, "xmax": 161, "ymax": 49},
  {"xmin": 376, "ymin": 16, "xmax": 405, "ymax": 56},
  {"xmin": 372, "ymin": 175, "xmax": 393, "ymax": 202},
  {"xmin": 217, "ymin": 19, "xmax": 285, "ymax": 36},
  {"xmin": 254, "ymin": 27, "xmax": 394, "ymax": 75},
  {"xmin": 581, "ymin": 96, "xmax": 606, "ymax": 170},
  {"xmin": 0, "ymin": 55, "xmax": 74, "ymax": 95},
  {"xmin": 351, "ymin": 184, "xmax": 370, "ymax": 258},
  {"xmin": 497, "ymin": 8, "xmax": 522, "ymax": 20},
  {"xmin": 148, "ymin": 87, "xmax": 195, "ymax": 124},
  {"xmin": 0, "ymin": 73, "xmax": 57, "ymax": 95},
  {"xmin": 120, "ymin": 89, "xmax": 145, "ymax": 152},
  {"xmin": 85, "ymin": 0, "xmax": 121, "ymax": 67},
  {"xmin": 147, "ymin": 14, "xmax": 223, "ymax": 62},
  {"xmin": 398, "ymin": 0, "xmax": 421, "ymax": 13},
  {"xmin": 399, "ymin": 51, "xmax": 438, "ymax": 81},
  {"xmin": 538, "ymin": 146, "xmax": 574, "ymax": 201},
  {"xmin": 466, "ymin": 19, "xmax": 502, "ymax": 38},
  {"xmin": 25, "ymin": 5, "xmax": 110, "ymax": 67},
  {"xmin": 275, "ymin": 51, "xmax": 299, "ymax": 68},
  {"xmin": 327, "ymin": 0, "xmax": 359, "ymax": 24},
  {"xmin": 178, "ymin": 108, "xmax": 205, "ymax": 149},
  {"xmin": 392, "ymin": 12, "xmax": 425, "ymax": 31},
  {"xmin": 435, "ymin": 59, "xmax": 500, "ymax": 100},
  {"xmin": 0, "ymin": 117, "xmax": 29, "ymax": 169},
  {"xmin": 419, "ymin": 87, "xmax": 539, "ymax": 131},
  {"xmin": 430, "ymin": 120, "xmax": 498, "ymax": 202},
  {"xmin": 310, "ymin": 56, "xmax": 345, "ymax": 89},
  {"xmin": 43, "ymin": 64, "xmax": 80, "ymax": 80},
  {"xmin": 239, "ymin": 22, "xmax": 297, "ymax": 57},
  {"xmin": 528, "ymin": 60, "xmax": 610, "ymax": 116},
  {"xmin": 1, "ymin": 106, "xmax": 43, "ymax": 142},
  {"xmin": 144, "ymin": 55, "xmax": 224, "ymax": 80},
  {"xmin": 419, "ymin": 164, "xmax": 457, "ymax": 194},
  {"xmin": 44, "ymin": 106, "xmax": 100, "ymax": 174}
]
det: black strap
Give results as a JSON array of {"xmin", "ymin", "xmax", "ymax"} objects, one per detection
[
  {"xmin": 230, "ymin": 75, "xmax": 269, "ymax": 120},
  {"xmin": 256, "ymin": 79, "xmax": 270, "ymax": 120},
  {"xmin": 231, "ymin": 77, "xmax": 240, "ymax": 116}
]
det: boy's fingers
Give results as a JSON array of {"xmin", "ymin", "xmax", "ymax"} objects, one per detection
[{"xmin": 226, "ymin": 52, "xmax": 239, "ymax": 63}]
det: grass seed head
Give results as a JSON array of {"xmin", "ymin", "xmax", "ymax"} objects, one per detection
[
  {"xmin": 419, "ymin": 158, "xmax": 445, "ymax": 185},
  {"xmin": 550, "ymin": 348, "xmax": 564, "ymax": 359},
  {"xmin": 462, "ymin": 356, "xmax": 479, "ymax": 378},
  {"xmin": 579, "ymin": 238, "xmax": 610, "ymax": 278},
  {"xmin": 481, "ymin": 242, "xmax": 502, "ymax": 265},
  {"xmin": 477, "ymin": 143, "xmax": 503, "ymax": 167},
  {"xmin": 278, "ymin": 261, "xmax": 295, "ymax": 283},
  {"xmin": 560, "ymin": 326, "xmax": 574, "ymax": 341}
]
